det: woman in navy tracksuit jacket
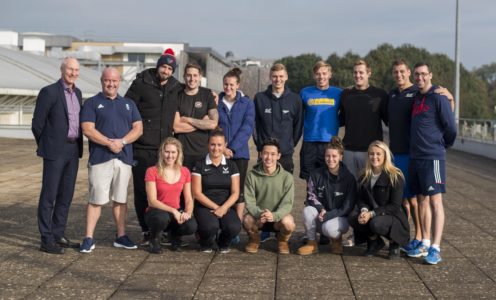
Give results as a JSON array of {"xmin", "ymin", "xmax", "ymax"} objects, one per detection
[{"xmin": 217, "ymin": 67, "xmax": 255, "ymax": 222}]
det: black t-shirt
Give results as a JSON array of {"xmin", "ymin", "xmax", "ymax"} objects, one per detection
[
  {"xmin": 339, "ymin": 86, "xmax": 388, "ymax": 151},
  {"xmin": 176, "ymin": 88, "xmax": 217, "ymax": 157},
  {"xmin": 192, "ymin": 156, "xmax": 239, "ymax": 206},
  {"xmin": 388, "ymin": 85, "xmax": 418, "ymax": 154}
]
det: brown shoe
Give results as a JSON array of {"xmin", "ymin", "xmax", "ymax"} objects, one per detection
[
  {"xmin": 331, "ymin": 237, "xmax": 343, "ymax": 255},
  {"xmin": 245, "ymin": 234, "xmax": 260, "ymax": 254},
  {"xmin": 278, "ymin": 240, "xmax": 290, "ymax": 254},
  {"xmin": 297, "ymin": 240, "xmax": 318, "ymax": 255}
]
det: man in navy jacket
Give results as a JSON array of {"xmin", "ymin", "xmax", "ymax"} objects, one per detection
[
  {"xmin": 407, "ymin": 62, "xmax": 457, "ymax": 265},
  {"xmin": 253, "ymin": 63, "xmax": 303, "ymax": 174},
  {"xmin": 31, "ymin": 57, "xmax": 83, "ymax": 254}
]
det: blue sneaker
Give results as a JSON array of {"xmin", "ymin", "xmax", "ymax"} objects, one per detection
[
  {"xmin": 424, "ymin": 247, "xmax": 442, "ymax": 265},
  {"xmin": 401, "ymin": 239, "xmax": 421, "ymax": 253},
  {"xmin": 80, "ymin": 237, "xmax": 95, "ymax": 253},
  {"xmin": 231, "ymin": 235, "xmax": 240, "ymax": 246},
  {"xmin": 407, "ymin": 242, "xmax": 429, "ymax": 258},
  {"xmin": 260, "ymin": 231, "xmax": 274, "ymax": 243},
  {"xmin": 113, "ymin": 235, "xmax": 137, "ymax": 250}
]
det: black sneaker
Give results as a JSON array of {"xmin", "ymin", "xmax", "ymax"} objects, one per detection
[
  {"xmin": 139, "ymin": 232, "xmax": 151, "ymax": 246},
  {"xmin": 388, "ymin": 242, "xmax": 400, "ymax": 260},
  {"xmin": 149, "ymin": 238, "xmax": 162, "ymax": 254},
  {"xmin": 319, "ymin": 235, "xmax": 330, "ymax": 245},
  {"xmin": 364, "ymin": 237, "xmax": 385, "ymax": 257},
  {"xmin": 161, "ymin": 233, "xmax": 189, "ymax": 247},
  {"xmin": 40, "ymin": 242, "xmax": 65, "ymax": 254}
]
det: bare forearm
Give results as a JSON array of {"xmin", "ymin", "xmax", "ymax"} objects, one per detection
[
  {"xmin": 82, "ymin": 124, "xmax": 111, "ymax": 147},
  {"xmin": 122, "ymin": 122, "xmax": 143, "ymax": 143},
  {"xmin": 188, "ymin": 118, "xmax": 216, "ymax": 130},
  {"xmin": 188, "ymin": 109, "xmax": 218, "ymax": 130}
]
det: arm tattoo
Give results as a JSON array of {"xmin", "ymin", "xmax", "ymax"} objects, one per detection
[{"xmin": 189, "ymin": 109, "xmax": 218, "ymax": 130}]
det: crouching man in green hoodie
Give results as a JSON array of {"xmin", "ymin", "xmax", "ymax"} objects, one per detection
[{"xmin": 243, "ymin": 138, "xmax": 296, "ymax": 254}]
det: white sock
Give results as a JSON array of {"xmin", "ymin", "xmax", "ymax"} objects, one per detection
[
  {"xmin": 431, "ymin": 244, "xmax": 440, "ymax": 252},
  {"xmin": 422, "ymin": 239, "xmax": 431, "ymax": 247}
]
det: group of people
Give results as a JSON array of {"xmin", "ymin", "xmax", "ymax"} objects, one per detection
[{"xmin": 31, "ymin": 48, "xmax": 457, "ymax": 265}]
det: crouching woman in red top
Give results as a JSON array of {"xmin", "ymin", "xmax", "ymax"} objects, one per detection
[{"xmin": 144, "ymin": 137, "xmax": 197, "ymax": 253}]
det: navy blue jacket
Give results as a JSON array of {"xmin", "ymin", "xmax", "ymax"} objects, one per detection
[
  {"xmin": 410, "ymin": 85, "xmax": 457, "ymax": 160},
  {"xmin": 217, "ymin": 91, "xmax": 255, "ymax": 160},
  {"xmin": 306, "ymin": 163, "xmax": 357, "ymax": 222},
  {"xmin": 253, "ymin": 85, "xmax": 303, "ymax": 155},
  {"xmin": 31, "ymin": 80, "xmax": 83, "ymax": 160}
]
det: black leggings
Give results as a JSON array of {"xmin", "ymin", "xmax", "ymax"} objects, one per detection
[
  {"xmin": 132, "ymin": 148, "xmax": 158, "ymax": 233},
  {"xmin": 348, "ymin": 210, "xmax": 394, "ymax": 241},
  {"xmin": 194, "ymin": 205, "xmax": 241, "ymax": 248},
  {"xmin": 145, "ymin": 208, "xmax": 197, "ymax": 240}
]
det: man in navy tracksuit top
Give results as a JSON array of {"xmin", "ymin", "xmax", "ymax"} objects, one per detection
[
  {"xmin": 407, "ymin": 62, "xmax": 457, "ymax": 265},
  {"xmin": 253, "ymin": 63, "xmax": 303, "ymax": 174}
]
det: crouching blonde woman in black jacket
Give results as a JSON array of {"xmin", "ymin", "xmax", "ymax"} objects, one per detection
[{"xmin": 348, "ymin": 140, "xmax": 410, "ymax": 259}]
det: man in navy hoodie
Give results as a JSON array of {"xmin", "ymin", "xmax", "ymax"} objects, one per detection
[
  {"xmin": 253, "ymin": 63, "xmax": 303, "ymax": 174},
  {"xmin": 406, "ymin": 62, "xmax": 457, "ymax": 265}
]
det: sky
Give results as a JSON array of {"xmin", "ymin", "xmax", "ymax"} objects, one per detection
[{"xmin": 1, "ymin": 0, "xmax": 495, "ymax": 70}]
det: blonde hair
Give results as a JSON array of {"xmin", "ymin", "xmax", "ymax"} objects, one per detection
[
  {"xmin": 157, "ymin": 137, "xmax": 183, "ymax": 178},
  {"xmin": 360, "ymin": 140, "xmax": 404, "ymax": 186},
  {"xmin": 313, "ymin": 60, "xmax": 332, "ymax": 73},
  {"xmin": 270, "ymin": 63, "xmax": 287, "ymax": 74}
]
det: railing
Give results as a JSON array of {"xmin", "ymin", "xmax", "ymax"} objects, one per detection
[{"xmin": 459, "ymin": 118, "xmax": 496, "ymax": 144}]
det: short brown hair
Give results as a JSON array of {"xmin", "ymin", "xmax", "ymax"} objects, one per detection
[
  {"xmin": 414, "ymin": 62, "xmax": 431, "ymax": 72},
  {"xmin": 184, "ymin": 62, "xmax": 202, "ymax": 76},
  {"xmin": 391, "ymin": 59, "xmax": 410, "ymax": 70},
  {"xmin": 354, "ymin": 59, "xmax": 371, "ymax": 72}
]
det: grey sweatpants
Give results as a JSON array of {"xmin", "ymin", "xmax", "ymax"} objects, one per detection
[{"xmin": 302, "ymin": 206, "xmax": 349, "ymax": 240}]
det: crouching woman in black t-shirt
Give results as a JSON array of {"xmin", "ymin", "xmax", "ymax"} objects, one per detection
[
  {"xmin": 348, "ymin": 140, "xmax": 410, "ymax": 259},
  {"xmin": 192, "ymin": 129, "xmax": 241, "ymax": 253}
]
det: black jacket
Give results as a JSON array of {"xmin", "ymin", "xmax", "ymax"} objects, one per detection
[
  {"xmin": 357, "ymin": 171, "xmax": 409, "ymax": 245},
  {"xmin": 253, "ymin": 85, "xmax": 303, "ymax": 155},
  {"xmin": 125, "ymin": 68, "xmax": 182, "ymax": 150},
  {"xmin": 306, "ymin": 163, "xmax": 357, "ymax": 222}
]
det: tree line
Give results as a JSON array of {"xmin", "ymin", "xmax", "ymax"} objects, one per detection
[{"xmin": 276, "ymin": 43, "xmax": 495, "ymax": 119}]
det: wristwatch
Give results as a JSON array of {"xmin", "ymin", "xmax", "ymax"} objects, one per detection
[{"xmin": 121, "ymin": 139, "xmax": 127, "ymax": 146}]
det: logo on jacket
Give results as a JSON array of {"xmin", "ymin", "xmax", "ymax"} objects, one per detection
[
  {"xmin": 282, "ymin": 110, "xmax": 290, "ymax": 114},
  {"xmin": 204, "ymin": 168, "xmax": 211, "ymax": 172},
  {"xmin": 222, "ymin": 167, "xmax": 230, "ymax": 174},
  {"xmin": 334, "ymin": 192, "xmax": 343, "ymax": 197},
  {"xmin": 406, "ymin": 93, "xmax": 415, "ymax": 97},
  {"xmin": 195, "ymin": 101, "xmax": 203, "ymax": 108},
  {"xmin": 411, "ymin": 101, "xmax": 430, "ymax": 117},
  {"xmin": 97, "ymin": 104, "xmax": 104, "ymax": 109},
  {"xmin": 264, "ymin": 108, "xmax": 272, "ymax": 114},
  {"xmin": 126, "ymin": 104, "xmax": 130, "ymax": 110}
]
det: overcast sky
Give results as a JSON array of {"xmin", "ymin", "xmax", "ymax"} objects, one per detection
[{"xmin": 1, "ymin": 0, "xmax": 494, "ymax": 69}]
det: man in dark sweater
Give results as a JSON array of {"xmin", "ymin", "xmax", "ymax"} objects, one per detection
[
  {"xmin": 173, "ymin": 62, "xmax": 218, "ymax": 170},
  {"xmin": 253, "ymin": 63, "xmax": 303, "ymax": 174},
  {"xmin": 406, "ymin": 62, "xmax": 456, "ymax": 265},
  {"xmin": 125, "ymin": 49, "xmax": 182, "ymax": 244},
  {"xmin": 339, "ymin": 59, "xmax": 388, "ymax": 179}
]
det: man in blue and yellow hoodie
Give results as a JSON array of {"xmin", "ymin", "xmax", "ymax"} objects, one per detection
[{"xmin": 243, "ymin": 138, "xmax": 295, "ymax": 254}]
